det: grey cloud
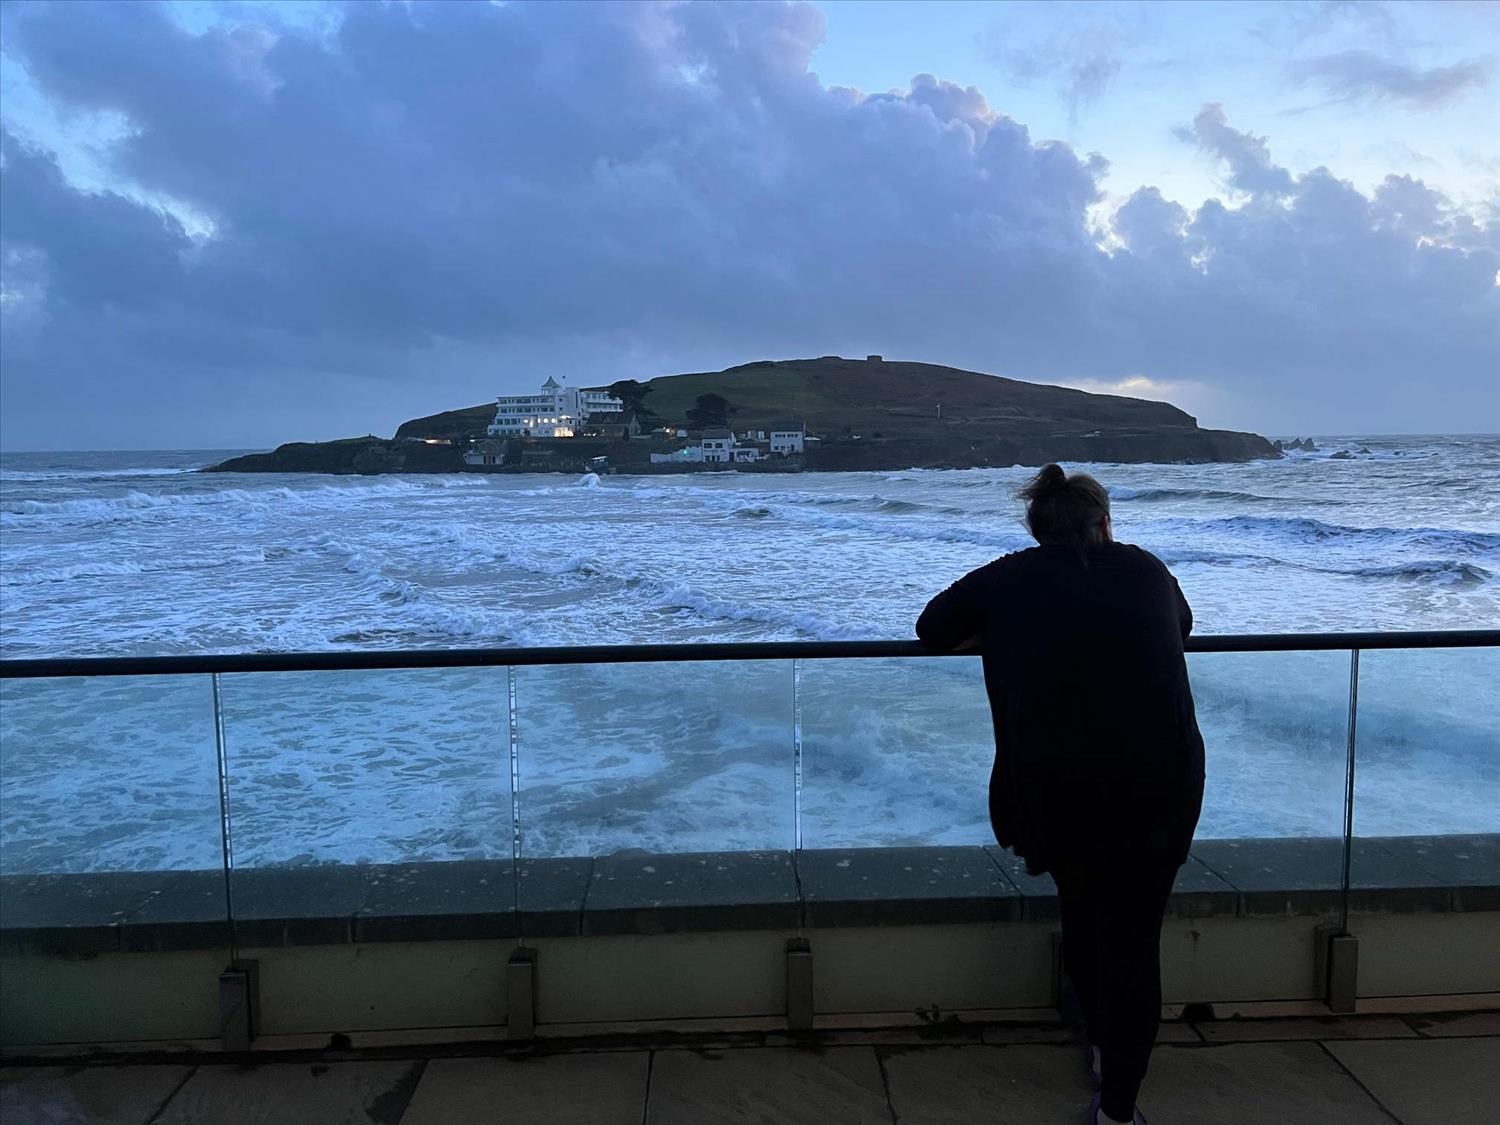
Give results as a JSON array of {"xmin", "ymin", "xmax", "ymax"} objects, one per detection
[
  {"xmin": 1174, "ymin": 104, "xmax": 1296, "ymax": 197},
  {"xmin": 1112, "ymin": 188, "xmax": 1192, "ymax": 262},
  {"xmin": 983, "ymin": 22, "xmax": 1124, "ymax": 124},
  {"xmin": 1066, "ymin": 53, "xmax": 1122, "ymax": 113},
  {"xmin": 1255, "ymin": 1, "xmax": 1398, "ymax": 50},
  {"xmin": 1292, "ymin": 50, "xmax": 1493, "ymax": 108},
  {"xmin": 0, "ymin": 0, "xmax": 1497, "ymax": 448}
]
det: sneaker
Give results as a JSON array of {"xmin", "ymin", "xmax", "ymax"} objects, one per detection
[
  {"xmin": 1084, "ymin": 1043, "xmax": 1101, "ymax": 1089},
  {"xmin": 1087, "ymin": 1092, "xmax": 1147, "ymax": 1124}
]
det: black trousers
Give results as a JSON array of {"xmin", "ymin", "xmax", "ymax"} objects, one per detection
[{"xmin": 1052, "ymin": 852, "xmax": 1181, "ymax": 1121}]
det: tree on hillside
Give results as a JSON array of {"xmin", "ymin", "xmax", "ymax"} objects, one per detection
[
  {"xmin": 686, "ymin": 392, "xmax": 736, "ymax": 430},
  {"xmin": 606, "ymin": 379, "xmax": 656, "ymax": 421}
]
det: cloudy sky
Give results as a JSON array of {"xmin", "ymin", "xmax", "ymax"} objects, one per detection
[{"xmin": 1, "ymin": 0, "xmax": 1496, "ymax": 450}]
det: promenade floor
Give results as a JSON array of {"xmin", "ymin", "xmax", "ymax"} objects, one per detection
[{"xmin": 2, "ymin": 1010, "xmax": 1494, "ymax": 1124}]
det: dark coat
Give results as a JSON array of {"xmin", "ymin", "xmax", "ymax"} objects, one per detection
[{"xmin": 916, "ymin": 542, "xmax": 1205, "ymax": 875}]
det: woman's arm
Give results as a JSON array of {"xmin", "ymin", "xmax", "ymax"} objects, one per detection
[
  {"xmin": 916, "ymin": 575, "xmax": 985, "ymax": 652},
  {"xmin": 1174, "ymin": 577, "xmax": 1194, "ymax": 639}
]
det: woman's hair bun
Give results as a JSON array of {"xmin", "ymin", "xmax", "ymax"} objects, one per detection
[{"xmin": 1033, "ymin": 463, "xmax": 1067, "ymax": 493}]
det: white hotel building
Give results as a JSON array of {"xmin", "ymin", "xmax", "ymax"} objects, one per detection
[{"xmin": 487, "ymin": 377, "xmax": 624, "ymax": 439}]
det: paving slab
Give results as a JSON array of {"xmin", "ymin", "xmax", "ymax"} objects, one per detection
[
  {"xmin": 1154, "ymin": 1022, "xmax": 1205, "ymax": 1043},
  {"xmin": 981, "ymin": 1022, "xmax": 1200, "ymax": 1046},
  {"xmin": 979, "ymin": 1023, "xmax": 1079, "ymax": 1045},
  {"xmin": 881, "ymin": 1044, "xmax": 1090, "ymax": 1124},
  {"xmin": 353, "ymin": 860, "xmax": 517, "ymax": 943},
  {"xmin": 516, "ymin": 856, "xmax": 594, "ymax": 937},
  {"xmin": 400, "ymin": 1053, "xmax": 648, "ymax": 1125},
  {"xmin": 646, "ymin": 1046, "xmax": 888, "ymax": 1124},
  {"xmin": 1141, "ymin": 1042, "xmax": 1393, "ymax": 1123},
  {"xmin": 583, "ymin": 851, "xmax": 798, "ymax": 935},
  {"xmin": 1327, "ymin": 1037, "xmax": 1500, "ymax": 1125},
  {"xmin": 767, "ymin": 1025, "xmax": 985, "ymax": 1047},
  {"xmin": 1408, "ymin": 1010, "xmax": 1500, "ymax": 1038},
  {"xmin": 153, "ymin": 1060, "xmax": 422, "ymax": 1125},
  {"xmin": 797, "ymin": 847, "xmax": 1021, "ymax": 927},
  {"xmin": 1, "ymin": 1065, "xmax": 193, "ymax": 1125},
  {"xmin": 1194, "ymin": 1015, "xmax": 1416, "ymax": 1043}
]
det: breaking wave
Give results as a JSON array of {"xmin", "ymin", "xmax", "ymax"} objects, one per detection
[
  {"xmin": 304, "ymin": 535, "xmax": 530, "ymax": 646},
  {"xmin": 0, "ymin": 477, "xmax": 494, "ymax": 525},
  {"xmin": 1111, "ymin": 487, "xmax": 1297, "ymax": 504},
  {"xmin": 1342, "ymin": 560, "xmax": 1493, "ymax": 586},
  {"xmin": 0, "ymin": 550, "xmax": 267, "ymax": 587},
  {"xmin": 1157, "ymin": 515, "xmax": 1500, "ymax": 557}
]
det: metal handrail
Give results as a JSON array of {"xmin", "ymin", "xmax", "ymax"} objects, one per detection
[{"xmin": 1, "ymin": 630, "xmax": 1496, "ymax": 678}]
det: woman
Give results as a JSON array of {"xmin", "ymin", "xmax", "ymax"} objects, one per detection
[{"xmin": 916, "ymin": 463, "xmax": 1204, "ymax": 1125}]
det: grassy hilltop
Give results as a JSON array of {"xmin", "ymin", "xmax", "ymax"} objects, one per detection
[{"xmin": 395, "ymin": 356, "xmax": 1200, "ymax": 442}]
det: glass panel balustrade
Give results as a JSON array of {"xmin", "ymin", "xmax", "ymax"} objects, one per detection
[
  {"xmin": 1350, "ymin": 646, "xmax": 1500, "ymax": 995},
  {"xmin": 511, "ymin": 660, "xmax": 795, "ymax": 938},
  {"xmin": 214, "ymin": 667, "xmax": 513, "ymax": 964},
  {"xmin": 0, "ymin": 673, "xmax": 231, "ymax": 1043},
  {"xmin": 1185, "ymin": 649, "xmax": 1354, "ymax": 903},
  {"xmin": 2, "ymin": 640, "xmax": 1495, "ymax": 1009},
  {"xmin": 798, "ymin": 655, "xmax": 993, "ymax": 849}
]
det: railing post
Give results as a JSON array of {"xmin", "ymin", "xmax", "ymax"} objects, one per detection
[
  {"xmin": 507, "ymin": 946, "xmax": 537, "ymax": 1040},
  {"xmin": 211, "ymin": 673, "xmax": 257, "ymax": 1049},
  {"xmin": 1340, "ymin": 648, "xmax": 1359, "ymax": 935},
  {"xmin": 1321, "ymin": 648, "xmax": 1361, "ymax": 1013},
  {"xmin": 211, "ymin": 673, "xmax": 238, "ymax": 958},
  {"xmin": 505, "ymin": 664, "xmax": 537, "ymax": 1039},
  {"xmin": 219, "ymin": 960, "xmax": 258, "ymax": 1052},
  {"xmin": 786, "ymin": 937, "xmax": 813, "ymax": 1030},
  {"xmin": 792, "ymin": 658, "xmax": 803, "ymax": 856},
  {"xmin": 507, "ymin": 663, "xmax": 523, "ymax": 940},
  {"xmin": 787, "ymin": 660, "xmax": 813, "ymax": 1030}
]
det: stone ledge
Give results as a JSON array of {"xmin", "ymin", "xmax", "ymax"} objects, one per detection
[
  {"xmin": 798, "ymin": 847, "xmax": 1020, "ymax": 927},
  {"xmin": 1, "ymin": 835, "xmax": 1495, "ymax": 955},
  {"xmin": 583, "ymin": 851, "xmax": 798, "ymax": 936},
  {"xmin": 1190, "ymin": 837, "xmax": 1460, "ymax": 917},
  {"xmin": 980, "ymin": 849, "xmax": 1238, "ymax": 920}
]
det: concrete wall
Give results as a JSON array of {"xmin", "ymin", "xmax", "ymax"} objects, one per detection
[{"xmin": 4, "ymin": 838, "xmax": 1498, "ymax": 1052}]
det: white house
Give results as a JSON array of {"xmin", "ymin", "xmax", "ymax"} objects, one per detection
[
  {"xmin": 770, "ymin": 422, "xmax": 806, "ymax": 456},
  {"xmin": 701, "ymin": 429, "xmax": 774, "ymax": 464},
  {"xmin": 652, "ymin": 424, "xmax": 799, "ymax": 466},
  {"xmin": 487, "ymin": 377, "xmax": 624, "ymax": 438},
  {"xmin": 700, "ymin": 429, "xmax": 736, "ymax": 463}
]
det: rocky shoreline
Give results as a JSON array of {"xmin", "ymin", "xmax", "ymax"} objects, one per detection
[{"xmin": 207, "ymin": 427, "xmax": 1279, "ymax": 476}]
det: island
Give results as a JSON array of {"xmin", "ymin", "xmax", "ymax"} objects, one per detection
[{"xmin": 207, "ymin": 355, "xmax": 1279, "ymax": 475}]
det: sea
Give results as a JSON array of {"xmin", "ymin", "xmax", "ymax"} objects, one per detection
[{"xmin": 1, "ymin": 436, "xmax": 1497, "ymax": 873}]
